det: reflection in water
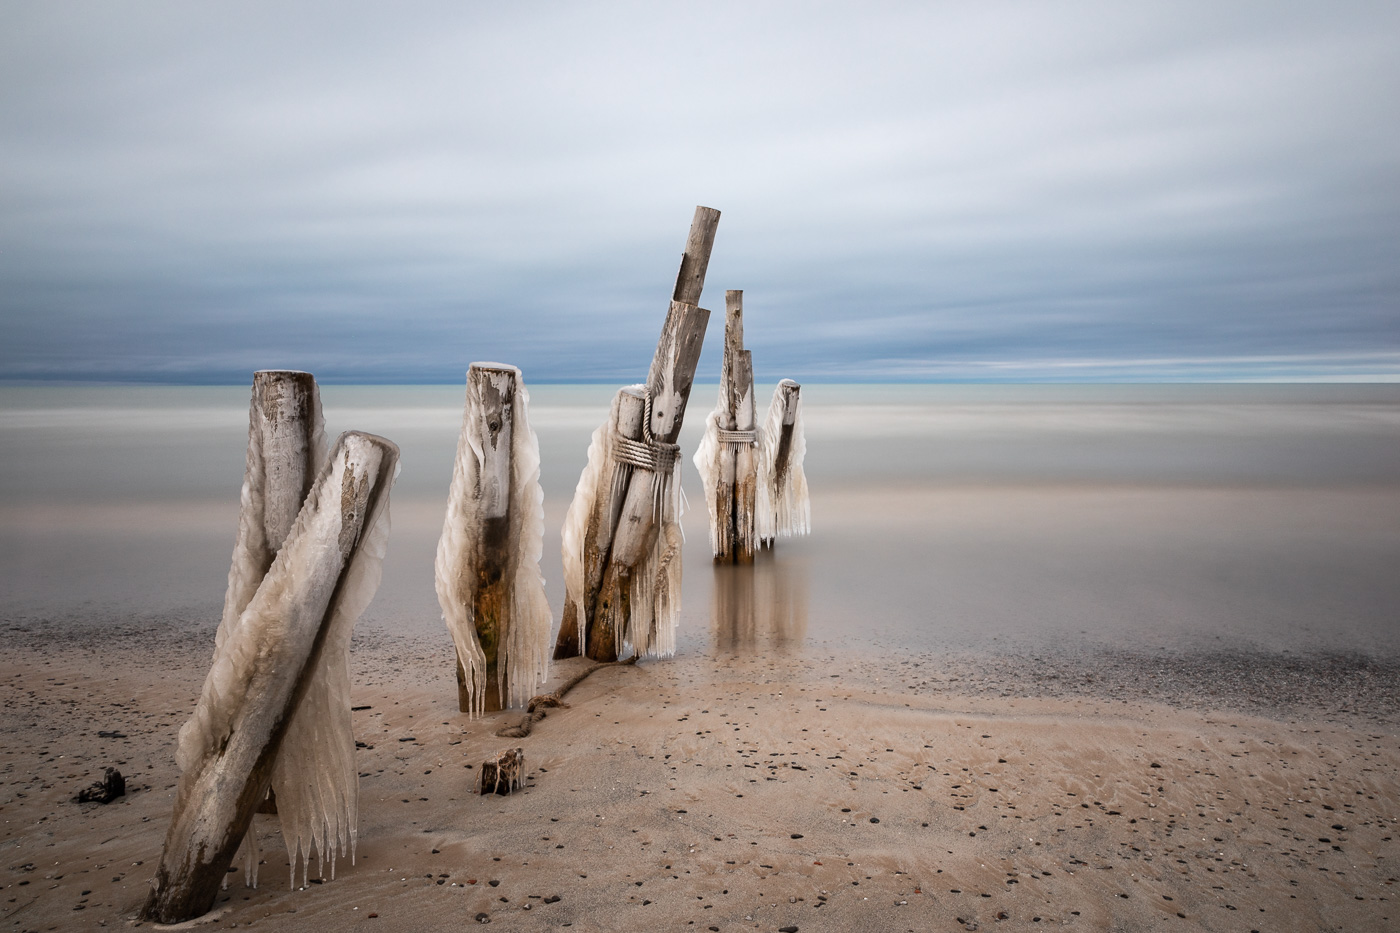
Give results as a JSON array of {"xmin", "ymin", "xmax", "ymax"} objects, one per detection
[{"xmin": 711, "ymin": 552, "xmax": 808, "ymax": 652}]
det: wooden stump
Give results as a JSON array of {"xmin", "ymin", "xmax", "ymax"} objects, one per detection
[
  {"xmin": 479, "ymin": 748, "xmax": 525, "ymax": 796},
  {"xmin": 142, "ymin": 432, "xmax": 398, "ymax": 925},
  {"xmin": 437, "ymin": 363, "xmax": 551, "ymax": 715},
  {"xmin": 555, "ymin": 206, "xmax": 719, "ymax": 663}
]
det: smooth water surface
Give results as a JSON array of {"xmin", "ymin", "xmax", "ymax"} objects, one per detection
[{"xmin": 3, "ymin": 384, "xmax": 1398, "ymax": 657}]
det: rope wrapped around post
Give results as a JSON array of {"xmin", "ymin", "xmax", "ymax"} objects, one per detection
[
  {"xmin": 611, "ymin": 389, "xmax": 682, "ymax": 523},
  {"xmin": 716, "ymin": 428, "xmax": 757, "ymax": 445}
]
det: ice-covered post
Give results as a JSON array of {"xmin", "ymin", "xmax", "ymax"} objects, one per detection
[
  {"xmin": 696, "ymin": 291, "xmax": 759, "ymax": 563},
  {"xmin": 554, "ymin": 205, "xmax": 719, "ymax": 662},
  {"xmin": 436, "ymin": 364, "xmax": 551, "ymax": 715},
  {"xmin": 757, "ymin": 379, "xmax": 810, "ymax": 546},
  {"xmin": 143, "ymin": 432, "xmax": 399, "ymax": 925}
]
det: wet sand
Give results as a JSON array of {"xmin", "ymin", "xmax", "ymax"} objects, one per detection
[{"xmin": 3, "ymin": 618, "xmax": 1398, "ymax": 932}]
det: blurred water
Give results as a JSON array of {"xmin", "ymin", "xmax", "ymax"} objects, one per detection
[{"xmin": 2, "ymin": 383, "xmax": 1398, "ymax": 657}]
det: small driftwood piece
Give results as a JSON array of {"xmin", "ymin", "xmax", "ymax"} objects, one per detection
[
  {"xmin": 479, "ymin": 748, "xmax": 525, "ymax": 796},
  {"xmin": 555, "ymin": 206, "xmax": 719, "ymax": 663},
  {"xmin": 142, "ymin": 432, "xmax": 398, "ymax": 925},
  {"xmin": 495, "ymin": 656, "xmax": 637, "ymax": 738},
  {"xmin": 437, "ymin": 364, "xmax": 551, "ymax": 715}
]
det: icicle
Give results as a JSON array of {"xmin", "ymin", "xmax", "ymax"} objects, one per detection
[{"xmin": 436, "ymin": 364, "xmax": 551, "ymax": 716}]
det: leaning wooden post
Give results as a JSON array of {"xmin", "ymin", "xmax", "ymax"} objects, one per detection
[
  {"xmin": 757, "ymin": 379, "xmax": 810, "ymax": 545},
  {"xmin": 695, "ymin": 291, "xmax": 759, "ymax": 562},
  {"xmin": 436, "ymin": 364, "xmax": 551, "ymax": 715},
  {"xmin": 555, "ymin": 205, "xmax": 719, "ymax": 662},
  {"xmin": 142, "ymin": 432, "xmax": 399, "ymax": 925}
]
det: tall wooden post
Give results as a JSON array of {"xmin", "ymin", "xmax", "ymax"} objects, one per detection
[
  {"xmin": 143, "ymin": 432, "xmax": 399, "ymax": 925},
  {"xmin": 438, "ymin": 364, "xmax": 551, "ymax": 715},
  {"xmin": 555, "ymin": 205, "xmax": 719, "ymax": 662}
]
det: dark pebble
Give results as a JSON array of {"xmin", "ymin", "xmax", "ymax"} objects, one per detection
[
  {"xmin": 869, "ymin": 817, "xmax": 879, "ymax": 824},
  {"xmin": 791, "ymin": 833, "xmax": 803, "ymax": 839}
]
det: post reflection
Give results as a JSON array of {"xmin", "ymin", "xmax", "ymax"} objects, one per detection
[{"xmin": 710, "ymin": 552, "xmax": 809, "ymax": 652}]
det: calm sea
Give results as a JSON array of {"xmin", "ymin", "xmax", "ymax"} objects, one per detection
[{"xmin": 3, "ymin": 384, "xmax": 1398, "ymax": 657}]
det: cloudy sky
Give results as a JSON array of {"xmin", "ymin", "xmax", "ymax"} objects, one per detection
[{"xmin": 2, "ymin": 1, "xmax": 1397, "ymax": 383}]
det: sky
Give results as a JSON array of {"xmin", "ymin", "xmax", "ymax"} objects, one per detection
[{"xmin": 2, "ymin": 1, "xmax": 1398, "ymax": 384}]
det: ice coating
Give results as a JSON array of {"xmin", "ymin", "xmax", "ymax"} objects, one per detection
[
  {"xmin": 435, "ymin": 364, "xmax": 551, "ymax": 715},
  {"xmin": 757, "ymin": 380, "xmax": 810, "ymax": 542},
  {"xmin": 621, "ymin": 495, "xmax": 682, "ymax": 659},
  {"xmin": 692, "ymin": 407, "xmax": 726, "ymax": 556},
  {"xmin": 157, "ymin": 432, "xmax": 397, "ymax": 916},
  {"xmin": 560, "ymin": 386, "xmax": 683, "ymax": 660},
  {"xmin": 175, "ymin": 375, "xmax": 386, "ymax": 891},
  {"xmin": 558, "ymin": 404, "xmax": 615, "ymax": 657}
]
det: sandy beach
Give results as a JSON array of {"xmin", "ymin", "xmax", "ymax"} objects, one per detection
[{"xmin": 4, "ymin": 615, "xmax": 1398, "ymax": 932}]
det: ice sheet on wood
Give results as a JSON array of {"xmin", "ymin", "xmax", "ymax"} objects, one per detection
[
  {"xmin": 757, "ymin": 380, "xmax": 810, "ymax": 542},
  {"xmin": 177, "ymin": 406, "xmax": 393, "ymax": 890},
  {"xmin": 561, "ymin": 386, "xmax": 683, "ymax": 660},
  {"xmin": 155, "ymin": 432, "xmax": 397, "ymax": 919},
  {"xmin": 435, "ymin": 364, "xmax": 551, "ymax": 716},
  {"xmin": 693, "ymin": 408, "xmax": 725, "ymax": 556}
]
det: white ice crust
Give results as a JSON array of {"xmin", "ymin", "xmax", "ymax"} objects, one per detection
[
  {"xmin": 757, "ymin": 381, "xmax": 810, "ymax": 542},
  {"xmin": 434, "ymin": 365, "xmax": 552, "ymax": 716}
]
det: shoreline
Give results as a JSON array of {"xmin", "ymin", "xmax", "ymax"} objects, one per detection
[{"xmin": 2, "ymin": 618, "xmax": 1398, "ymax": 931}]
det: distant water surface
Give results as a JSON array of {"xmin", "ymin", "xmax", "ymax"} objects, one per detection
[{"xmin": 2, "ymin": 384, "xmax": 1397, "ymax": 658}]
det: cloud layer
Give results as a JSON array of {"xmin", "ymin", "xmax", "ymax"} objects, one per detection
[{"xmin": 2, "ymin": 2, "xmax": 1397, "ymax": 383}]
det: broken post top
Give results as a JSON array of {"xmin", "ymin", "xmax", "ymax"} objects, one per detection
[
  {"xmin": 672, "ymin": 206, "xmax": 721, "ymax": 307},
  {"xmin": 466, "ymin": 364, "xmax": 518, "ymax": 520}
]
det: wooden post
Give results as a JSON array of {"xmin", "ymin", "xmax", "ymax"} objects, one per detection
[
  {"xmin": 226, "ymin": 371, "xmax": 325, "ymax": 818},
  {"xmin": 142, "ymin": 432, "xmax": 398, "ymax": 925},
  {"xmin": 699, "ymin": 292, "xmax": 759, "ymax": 563},
  {"xmin": 588, "ymin": 299, "xmax": 709, "ymax": 660},
  {"xmin": 731, "ymin": 349, "xmax": 758, "ymax": 561},
  {"xmin": 555, "ymin": 387, "xmax": 646, "ymax": 660},
  {"xmin": 758, "ymin": 379, "xmax": 809, "ymax": 546},
  {"xmin": 251, "ymin": 371, "xmax": 321, "ymax": 552},
  {"xmin": 438, "ymin": 364, "xmax": 551, "ymax": 715},
  {"xmin": 772, "ymin": 380, "xmax": 800, "ymax": 490},
  {"xmin": 554, "ymin": 205, "xmax": 719, "ymax": 662},
  {"xmin": 455, "ymin": 366, "xmax": 514, "ymax": 713}
]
